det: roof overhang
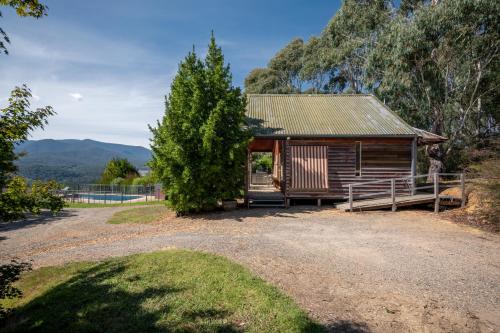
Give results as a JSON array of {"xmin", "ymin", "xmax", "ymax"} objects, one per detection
[{"xmin": 412, "ymin": 127, "xmax": 447, "ymax": 145}]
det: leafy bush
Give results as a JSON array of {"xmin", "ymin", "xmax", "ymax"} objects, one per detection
[
  {"xmin": 252, "ymin": 153, "xmax": 272, "ymax": 173},
  {"xmin": 100, "ymin": 158, "xmax": 139, "ymax": 184},
  {"xmin": 131, "ymin": 173, "xmax": 156, "ymax": 186},
  {"xmin": 0, "ymin": 176, "xmax": 64, "ymax": 222},
  {"xmin": 110, "ymin": 177, "xmax": 125, "ymax": 185}
]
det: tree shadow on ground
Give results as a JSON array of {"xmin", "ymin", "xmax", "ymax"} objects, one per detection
[
  {"xmin": 0, "ymin": 210, "xmax": 78, "ymax": 232},
  {"xmin": 185, "ymin": 206, "xmax": 329, "ymax": 223},
  {"xmin": 324, "ymin": 320, "xmax": 371, "ymax": 333},
  {"xmin": 1, "ymin": 260, "xmax": 242, "ymax": 333}
]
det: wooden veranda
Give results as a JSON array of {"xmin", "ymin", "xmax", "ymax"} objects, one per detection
[{"xmin": 336, "ymin": 173, "xmax": 465, "ymax": 212}]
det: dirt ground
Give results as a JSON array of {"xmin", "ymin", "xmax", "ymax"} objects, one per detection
[{"xmin": 1, "ymin": 206, "xmax": 499, "ymax": 333}]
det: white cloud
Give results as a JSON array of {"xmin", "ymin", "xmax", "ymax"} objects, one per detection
[
  {"xmin": 0, "ymin": 21, "xmax": 176, "ymax": 148},
  {"xmin": 69, "ymin": 93, "xmax": 83, "ymax": 101}
]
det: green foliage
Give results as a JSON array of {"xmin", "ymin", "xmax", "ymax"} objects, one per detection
[
  {"xmin": 366, "ymin": 0, "xmax": 499, "ymax": 172},
  {"xmin": 322, "ymin": 0, "xmax": 391, "ymax": 93},
  {"xmin": 244, "ymin": 68, "xmax": 281, "ymax": 94},
  {"xmin": 268, "ymin": 38, "xmax": 305, "ymax": 92},
  {"xmin": 0, "ymin": 0, "xmax": 48, "ymax": 55},
  {"xmin": 150, "ymin": 34, "xmax": 249, "ymax": 214},
  {"xmin": 252, "ymin": 153, "xmax": 272, "ymax": 173},
  {"xmin": 0, "ymin": 176, "xmax": 64, "ymax": 222},
  {"xmin": 131, "ymin": 173, "xmax": 156, "ymax": 186},
  {"xmin": 300, "ymin": 36, "xmax": 330, "ymax": 93},
  {"xmin": 100, "ymin": 158, "xmax": 139, "ymax": 184},
  {"xmin": 0, "ymin": 259, "xmax": 31, "ymax": 322},
  {"xmin": 0, "ymin": 85, "xmax": 62, "ymax": 222},
  {"xmin": 0, "ymin": 85, "xmax": 54, "ymax": 189}
]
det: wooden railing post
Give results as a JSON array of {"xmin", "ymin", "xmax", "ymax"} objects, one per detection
[
  {"xmin": 460, "ymin": 173, "xmax": 466, "ymax": 208},
  {"xmin": 434, "ymin": 173, "xmax": 439, "ymax": 213},
  {"xmin": 391, "ymin": 179, "xmax": 396, "ymax": 212},
  {"xmin": 348, "ymin": 184, "xmax": 353, "ymax": 212}
]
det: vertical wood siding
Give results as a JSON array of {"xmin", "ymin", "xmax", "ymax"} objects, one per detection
[
  {"xmin": 290, "ymin": 145, "xmax": 328, "ymax": 190},
  {"xmin": 285, "ymin": 139, "xmax": 413, "ymax": 198}
]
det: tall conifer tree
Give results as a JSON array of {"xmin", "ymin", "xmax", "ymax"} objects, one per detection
[{"xmin": 150, "ymin": 34, "xmax": 248, "ymax": 214}]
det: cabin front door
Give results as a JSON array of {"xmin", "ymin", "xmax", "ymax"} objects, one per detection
[{"xmin": 290, "ymin": 145, "xmax": 328, "ymax": 191}]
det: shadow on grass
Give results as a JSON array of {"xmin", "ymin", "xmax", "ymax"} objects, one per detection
[
  {"xmin": 1, "ymin": 260, "xmax": 243, "ymax": 333},
  {"xmin": 1, "ymin": 257, "xmax": 371, "ymax": 333},
  {"xmin": 0, "ymin": 259, "xmax": 344, "ymax": 333},
  {"xmin": 0, "ymin": 210, "xmax": 78, "ymax": 232}
]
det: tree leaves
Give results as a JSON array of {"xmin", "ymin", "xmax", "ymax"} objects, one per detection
[{"xmin": 150, "ymin": 35, "xmax": 248, "ymax": 213}]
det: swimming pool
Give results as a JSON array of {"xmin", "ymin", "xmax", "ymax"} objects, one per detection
[{"xmin": 78, "ymin": 194, "xmax": 142, "ymax": 202}]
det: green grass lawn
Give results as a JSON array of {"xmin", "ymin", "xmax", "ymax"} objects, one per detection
[
  {"xmin": 0, "ymin": 250, "xmax": 323, "ymax": 333},
  {"xmin": 65, "ymin": 201, "xmax": 165, "ymax": 208},
  {"xmin": 107, "ymin": 206, "xmax": 170, "ymax": 224}
]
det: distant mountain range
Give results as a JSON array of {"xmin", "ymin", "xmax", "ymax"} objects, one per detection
[{"xmin": 15, "ymin": 139, "xmax": 152, "ymax": 184}]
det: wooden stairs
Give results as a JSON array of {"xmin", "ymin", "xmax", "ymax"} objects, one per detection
[{"xmin": 248, "ymin": 187, "xmax": 285, "ymax": 208}]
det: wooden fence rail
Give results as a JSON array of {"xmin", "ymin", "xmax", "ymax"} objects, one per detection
[{"xmin": 347, "ymin": 173, "xmax": 465, "ymax": 213}]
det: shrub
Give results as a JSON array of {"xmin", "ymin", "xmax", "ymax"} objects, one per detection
[{"xmin": 0, "ymin": 176, "xmax": 64, "ymax": 222}]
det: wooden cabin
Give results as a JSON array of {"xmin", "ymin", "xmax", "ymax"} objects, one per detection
[{"xmin": 244, "ymin": 94, "xmax": 444, "ymax": 207}]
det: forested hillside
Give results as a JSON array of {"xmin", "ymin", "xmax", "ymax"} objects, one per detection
[
  {"xmin": 245, "ymin": 0, "xmax": 499, "ymax": 174},
  {"xmin": 15, "ymin": 139, "xmax": 151, "ymax": 184}
]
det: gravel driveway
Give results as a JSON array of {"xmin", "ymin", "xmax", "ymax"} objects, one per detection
[{"xmin": 1, "ymin": 206, "xmax": 499, "ymax": 333}]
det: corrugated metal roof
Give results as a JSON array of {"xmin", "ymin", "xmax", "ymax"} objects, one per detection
[{"xmin": 246, "ymin": 94, "xmax": 416, "ymax": 137}]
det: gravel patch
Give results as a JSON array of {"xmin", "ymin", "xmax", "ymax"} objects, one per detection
[{"xmin": 1, "ymin": 206, "xmax": 499, "ymax": 332}]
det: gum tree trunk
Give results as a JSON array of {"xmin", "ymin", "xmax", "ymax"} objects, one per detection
[{"xmin": 427, "ymin": 144, "xmax": 444, "ymax": 182}]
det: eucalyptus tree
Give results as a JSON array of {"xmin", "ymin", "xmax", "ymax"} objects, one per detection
[
  {"xmin": 320, "ymin": 0, "xmax": 391, "ymax": 93},
  {"xmin": 268, "ymin": 38, "xmax": 305, "ymax": 92},
  {"xmin": 366, "ymin": 0, "xmax": 500, "ymax": 175},
  {"xmin": 244, "ymin": 68, "xmax": 281, "ymax": 94},
  {"xmin": 300, "ymin": 36, "xmax": 331, "ymax": 93}
]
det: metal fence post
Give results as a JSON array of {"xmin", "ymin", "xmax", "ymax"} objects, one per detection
[
  {"xmin": 391, "ymin": 179, "xmax": 396, "ymax": 212},
  {"xmin": 348, "ymin": 184, "xmax": 353, "ymax": 212},
  {"xmin": 460, "ymin": 173, "xmax": 466, "ymax": 208},
  {"xmin": 434, "ymin": 173, "xmax": 439, "ymax": 213}
]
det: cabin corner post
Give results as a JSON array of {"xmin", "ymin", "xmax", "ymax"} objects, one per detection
[
  {"xmin": 244, "ymin": 148, "xmax": 250, "ymax": 208},
  {"xmin": 434, "ymin": 173, "xmax": 439, "ymax": 213},
  {"xmin": 411, "ymin": 137, "xmax": 417, "ymax": 195},
  {"xmin": 391, "ymin": 179, "xmax": 396, "ymax": 212},
  {"xmin": 348, "ymin": 184, "xmax": 353, "ymax": 212}
]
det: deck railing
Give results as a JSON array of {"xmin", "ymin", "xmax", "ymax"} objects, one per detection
[{"xmin": 348, "ymin": 173, "xmax": 465, "ymax": 212}]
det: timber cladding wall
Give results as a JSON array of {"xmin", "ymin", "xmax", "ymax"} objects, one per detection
[{"xmin": 285, "ymin": 138, "xmax": 413, "ymax": 198}]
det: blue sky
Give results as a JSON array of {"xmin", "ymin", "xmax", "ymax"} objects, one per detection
[{"xmin": 0, "ymin": 0, "xmax": 340, "ymax": 147}]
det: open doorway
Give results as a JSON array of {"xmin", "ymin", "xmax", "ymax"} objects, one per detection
[{"xmin": 251, "ymin": 152, "xmax": 273, "ymax": 187}]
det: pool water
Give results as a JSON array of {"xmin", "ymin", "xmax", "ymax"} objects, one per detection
[{"xmin": 79, "ymin": 194, "xmax": 142, "ymax": 202}]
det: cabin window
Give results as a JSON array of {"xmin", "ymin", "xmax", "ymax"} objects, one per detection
[{"xmin": 355, "ymin": 141, "xmax": 362, "ymax": 177}]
